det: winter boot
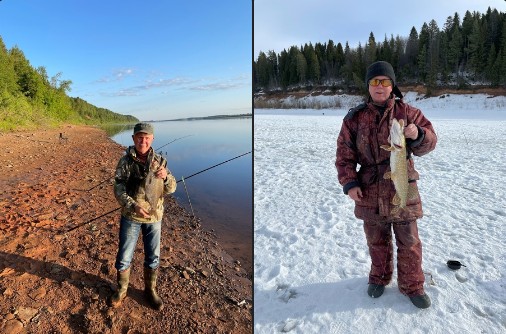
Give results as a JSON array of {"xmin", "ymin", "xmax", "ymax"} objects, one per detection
[
  {"xmin": 409, "ymin": 293, "xmax": 431, "ymax": 309},
  {"xmin": 144, "ymin": 267, "xmax": 163, "ymax": 310},
  {"xmin": 110, "ymin": 268, "xmax": 130, "ymax": 308},
  {"xmin": 367, "ymin": 284, "xmax": 385, "ymax": 298}
]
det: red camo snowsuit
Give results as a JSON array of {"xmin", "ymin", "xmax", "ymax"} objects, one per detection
[{"xmin": 335, "ymin": 96, "xmax": 437, "ymax": 296}]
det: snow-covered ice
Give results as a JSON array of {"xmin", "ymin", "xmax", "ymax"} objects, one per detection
[{"xmin": 254, "ymin": 93, "xmax": 506, "ymax": 333}]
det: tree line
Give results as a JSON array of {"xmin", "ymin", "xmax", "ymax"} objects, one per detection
[
  {"xmin": 0, "ymin": 36, "xmax": 138, "ymax": 131},
  {"xmin": 254, "ymin": 7, "xmax": 506, "ymax": 94}
]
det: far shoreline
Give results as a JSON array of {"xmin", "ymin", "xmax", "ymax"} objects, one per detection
[{"xmin": 148, "ymin": 113, "xmax": 252, "ymax": 122}]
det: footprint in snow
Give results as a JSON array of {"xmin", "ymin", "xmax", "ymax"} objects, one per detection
[
  {"xmin": 455, "ymin": 272, "xmax": 468, "ymax": 283},
  {"xmin": 281, "ymin": 319, "xmax": 298, "ymax": 332},
  {"xmin": 491, "ymin": 209, "xmax": 505, "ymax": 216},
  {"xmin": 276, "ymin": 284, "xmax": 298, "ymax": 303}
]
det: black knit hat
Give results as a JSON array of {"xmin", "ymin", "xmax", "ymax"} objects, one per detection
[{"xmin": 365, "ymin": 61, "xmax": 403, "ymax": 98}]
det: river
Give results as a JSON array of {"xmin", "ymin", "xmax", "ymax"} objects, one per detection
[{"xmin": 108, "ymin": 116, "xmax": 252, "ymax": 274}]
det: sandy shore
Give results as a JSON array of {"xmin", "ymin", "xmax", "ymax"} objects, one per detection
[{"xmin": 0, "ymin": 125, "xmax": 252, "ymax": 333}]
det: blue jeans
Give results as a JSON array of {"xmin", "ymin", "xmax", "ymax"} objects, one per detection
[{"xmin": 115, "ymin": 216, "xmax": 161, "ymax": 271}]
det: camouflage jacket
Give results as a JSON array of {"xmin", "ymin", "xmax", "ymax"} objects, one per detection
[
  {"xmin": 335, "ymin": 96, "xmax": 437, "ymax": 222},
  {"xmin": 114, "ymin": 146, "xmax": 177, "ymax": 223}
]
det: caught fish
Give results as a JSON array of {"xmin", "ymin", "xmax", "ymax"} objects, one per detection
[
  {"xmin": 143, "ymin": 160, "xmax": 165, "ymax": 215},
  {"xmin": 380, "ymin": 118, "xmax": 413, "ymax": 215}
]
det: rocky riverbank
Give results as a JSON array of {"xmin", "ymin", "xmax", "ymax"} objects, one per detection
[{"xmin": 0, "ymin": 125, "xmax": 252, "ymax": 333}]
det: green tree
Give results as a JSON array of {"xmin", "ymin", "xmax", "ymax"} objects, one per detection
[
  {"xmin": 427, "ymin": 19, "xmax": 441, "ymax": 87},
  {"xmin": 365, "ymin": 32, "xmax": 377, "ymax": 65},
  {"xmin": 287, "ymin": 46, "xmax": 301, "ymax": 85},
  {"xmin": 296, "ymin": 52, "xmax": 307, "ymax": 83},
  {"xmin": 485, "ymin": 44, "xmax": 500, "ymax": 85},
  {"xmin": 10, "ymin": 47, "xmax": 46, "ymax": 103},
  {"xmin": 278, "ymin": 49, "xmax": 290, "ymax": 88},
  {"xmin": 341, "ymin": 42, "xmax": 354, "ymax": 85},
  {"xmin": 325, "ymin": 39, "xmax": 336, "ymax": 80},
  {"xmin": 255, "ymin": 51, "xmax": 270, "ymax": 88},
  {"xmin": 303, "ymin": 43, "xmax": 320, "ymax": 84},
  {"xmin": 448, "ymin": 16, "xmax": 463, "ymax": 76},
  {"xmin": 418, "ymin": 23, "xmax": 430, "ymax": 81},
  {"xmin": 461, "ymin": 10, "xmax": 474, "ymax": 67},
  {"xmin": 468, "ymin": 17, "xmax": 486, "ymax": 75},
  {"xmin": 404, "ymin": 27, "xmax": 419, "ymax": 79},
  {"xmin": 0, "ymin": 37, "xmax": 18, "ymax": 96}
]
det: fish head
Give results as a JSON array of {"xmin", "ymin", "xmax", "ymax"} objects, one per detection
[
  {"xmin": 150, "ymin": 160, "xmax": 160, "ymax": 173},
  {"xmin": 389, "ymin": 119, "xmax": 405, "ymax": 150}
]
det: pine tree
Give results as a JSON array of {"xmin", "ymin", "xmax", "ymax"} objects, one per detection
[
  {"xmin": 267, "ymin": 50, "xmax": 278, "ymax": 88},
  {"xmin": 342, "ymin": 42, "xmax": 354, "ymax": 85},
  {"xmin": 255, "ymin": 51, "xmax": 270, "ymax": 88},
  {"xmin": 485, "ymin": 44, "xmax": 499, "ymax": 85},
  {"xmin": 278, "ymin": 49, "xmax": 290, "ymax": 88},
  {"xmin": 468, "ymin": 16, "xmax": 485, "ymax": 76},
  {"xmin": 303, "ymin": 43, "xmax": 320, "ymax": 84},
  {"xmin": 392, "ymin": 36, "xmax": 404, "ymax": 79},
  {"xmin": 462, "ymin": 10, "xmax": 475, "ymax": 69},
  {"xmin": 418, "ymin": 23, "xmax": 430, "ymax": 82},
  {"xmin": 427, "ymin": 19, "xmax": 440, "ymax": 87},
  {"xmin": 365, "ymin": 32, "xmax": 377, "ymax": 65},
  {"xmin": 405, "ymin": 27, "xmax": 419, "ymax": 79},
  {"xmin": 335, "ymin": 42, "xmax": 345, "ymax": 80},
  {"xmin": 448, "ymin": 17, "xmax": 463, "ymax": 77},
  {"xmin": 325, "ymin": 40, "xmax": 336, "ymax": 81},
  {"xmin": 296, "ymin": 52, "xmax": 307, "ymax": 84},
  {"xmin": 288, "ymin": 46, "xmax": 301, "ymax": 85}
]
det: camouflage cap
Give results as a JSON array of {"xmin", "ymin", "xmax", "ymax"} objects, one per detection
[{"xmin": 133, "ymin": 122, "xmax": 154, "ymax": 135}]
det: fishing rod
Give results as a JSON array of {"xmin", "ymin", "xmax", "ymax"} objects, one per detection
[
  {"xmin": 64, "ymin": 151, "xmax": 252, "ymax": 233},
  {"xmin": 85, "ymin": 134, "xmax": 193, "ymax": 192},
  {"xmin": 175, "ymin": 151, "xmax": 251, "ymax": 183},
  {"xmin": 155, "ymin": 134, "xmax": 193, "ymax": 151},
  {"xmin": 176, "ymin": 151, "xmax": 252, "ymax": 222}
]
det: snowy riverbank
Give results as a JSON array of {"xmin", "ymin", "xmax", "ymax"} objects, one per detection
[{"xmin": 254, "ymin": 93, "xmax": 506, "ymax": 333}]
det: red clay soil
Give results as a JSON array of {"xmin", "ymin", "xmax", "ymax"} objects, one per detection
[{"xmin": 0, "ymin": 125, "xmax": 252, "ymax": 333}]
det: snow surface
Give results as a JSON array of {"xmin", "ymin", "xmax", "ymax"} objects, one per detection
[{"xmin": 254, "ymin": 93, "xmax": 506, "ymax": 333}]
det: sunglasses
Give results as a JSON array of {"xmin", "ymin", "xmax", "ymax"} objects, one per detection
[{"xmin": 368, "ymin": 78, "xmax": 393, "ymax": 87}]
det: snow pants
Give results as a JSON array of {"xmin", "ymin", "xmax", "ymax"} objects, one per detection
[{"xmin": 363, "ymin": 220, "xmax": 425, "ymax": 297}]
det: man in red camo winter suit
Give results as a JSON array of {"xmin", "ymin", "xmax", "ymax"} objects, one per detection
[{"xmin": 335, "ymin": 61, "xmax": 437, "ymax": 309}]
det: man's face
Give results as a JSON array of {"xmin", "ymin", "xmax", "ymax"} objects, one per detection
[
  {"xmin": 368, "ymin": 75, "xmax": 393, "ymax": 104},
  {"xmin": 132, "ymin": 132, "xmax": 154, "ymax": 155}
]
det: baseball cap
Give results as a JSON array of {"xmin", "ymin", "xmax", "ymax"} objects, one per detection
[{"xmin": 133, "ymin": 123, "xmax": 154, "ymax": 135}]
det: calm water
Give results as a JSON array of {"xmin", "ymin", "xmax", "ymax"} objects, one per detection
[{"xmin": 110, "ymin": 117, "xmax": 252, "ymax": 271}]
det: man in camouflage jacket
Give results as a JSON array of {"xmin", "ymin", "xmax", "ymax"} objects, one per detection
[
  {"xmin": 110, "ymin": 122, "xmax": 177, "ymax": 310},
  {"xmin": 336, "ymin": 61, "xmax": 437, "ymax": 309}
]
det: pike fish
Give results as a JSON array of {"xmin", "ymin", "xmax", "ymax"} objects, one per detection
[
  {"xmin": 380, "ymin": 118, "xmax": 414, "ymax": 215},
  {"xmin": 143, "ymin": 160, "xmax": 165, "ymax": 215}
]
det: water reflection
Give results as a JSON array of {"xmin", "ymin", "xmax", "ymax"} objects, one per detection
[
  {"xmin": 100, "ymin": 123, "xmax": 135, "ymax": 137},
  {"xmin": 110, "ymin": 117, "xmax": 252, "ymax": 270}
]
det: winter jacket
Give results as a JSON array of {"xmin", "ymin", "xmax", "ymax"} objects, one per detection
[
  {"xmin": 114, "ymin": 146, "xmax": 177, "ymax": 223},
  {"xmin": 335, "ymin": 96, "xmax": 437, "ymax": 222}
]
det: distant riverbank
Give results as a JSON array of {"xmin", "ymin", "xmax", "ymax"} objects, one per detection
[{"xmin": 148, "ymin": 113, "xmax": 252, "ymax": 122}]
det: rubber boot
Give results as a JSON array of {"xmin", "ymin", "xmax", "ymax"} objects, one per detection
[
  {"xmin": 110, "ymin": 268, "xmax": 130, "ymax": 308},
  {"xmin": 409, "ymin": 293, "xmax": 431, "ymax": 309},
  {"xmin": 144, "ymin": 267, "xmax": 163, "ymax": 310},
  {"xmin": 367, "ymin": 284, "xmax": 385, "ymax": 298}
]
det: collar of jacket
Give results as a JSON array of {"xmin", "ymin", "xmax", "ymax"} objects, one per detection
[
  {"xmin": 126, "ymin": 146, "xmax": 154, "ymax": 165},
  {"xmin": 367, "ymin": 96, "xmax": 396, "ymax": 120}
]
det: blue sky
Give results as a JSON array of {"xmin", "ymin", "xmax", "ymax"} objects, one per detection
[
  {"xmin": 255, "ymin": 0, "xmax": 505, "ymax": 57},
  {"xmin": 0, "ymin": 0, "xmax": 252, "ymax": 120}
]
